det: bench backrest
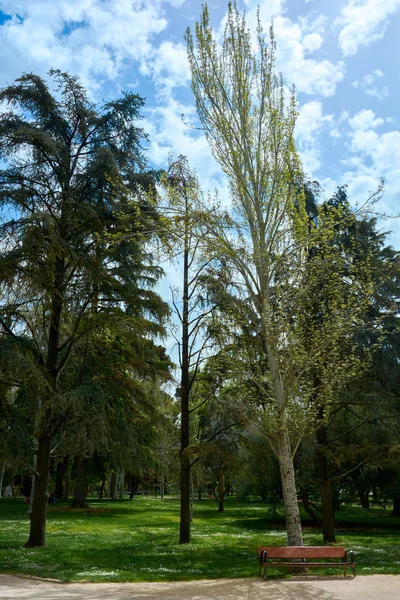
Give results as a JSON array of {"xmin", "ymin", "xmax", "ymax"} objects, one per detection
[{"xmin": 258, "ymin": 546, "xmax": 346, "ymax": 559}]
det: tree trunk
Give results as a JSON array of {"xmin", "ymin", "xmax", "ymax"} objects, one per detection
[
  {"xmin": 217, "ymin": 471, "xmax": 225, "ymax": 512},
  {"xmin": 54, "ymin": 456, "xmax": 68, "ymax": 500},
  {"xmin": 111, "ymin": 468, "xmax": 119, "ymax": 500},
  {"xmin": 316, "ymin": 424, "xmax": 336, "ymax": 542},
  {"xmin": 301, "ymin": 488, "xmax": 322, "ymax": 526},
  {"xmin": 24, "ymin": 434, "xmax": 52, "ymax": 547},
  {"xmin": 119, "ymin": 470, "xmax": 124, "ymax": 499},
  {"xmin": 179, "ymin": 233, "xmax": 191, "ymax": 544},
  {"xmin": 160, "ymin": 471, "xmax": 165, "ymax": 500},
  {"xmin": 110, "ymin": 472, "xmax": 116, "ymax": 500},
  {"xmin": 0, "ymin": 460, "xmax": 6, "ymax": 498},
  {"xmin": 63, "ymin": 460, "xmax": 71, "ymax": 501},
  {"xmin": 71, "ymin": 458, "xmax": 89, "ymax": 508},
  {"xmin": 129, "ymin": 475, "xmax": 140, "ymax": 499},
  {"xmin": 266, "ymin": 342, "xmax": 303, "ymax": 547},
  {"xmin": 392, "ymin": 491, "xmax": 400, "ymax": 516},
  {"xmin": 276, "ymin": 425, "xmax": 303, "ymax": 546},
  {"xmin": 99, "ymin": 473, "xmax": 106, "ymax": 499}
]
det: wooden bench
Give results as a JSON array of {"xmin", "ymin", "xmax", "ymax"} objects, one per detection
[{"xmin": 258, "ymin": 546, "xmax": 356, "ymax": 579}]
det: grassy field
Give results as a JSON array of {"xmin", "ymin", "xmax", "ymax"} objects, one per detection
[{"xmin": 0, "ymin": 496, "xmax": 400, "ymax": 582}]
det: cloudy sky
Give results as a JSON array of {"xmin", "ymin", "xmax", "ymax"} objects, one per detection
[{"xmin": 0, "ymin": 0, "xmax": 399, "ymax": 247}]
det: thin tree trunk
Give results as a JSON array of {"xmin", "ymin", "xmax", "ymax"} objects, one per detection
[
  {"xmin": 63, "ymin": 460, "xmax": 71, "ymax": 501},
  {"xmin": 119, "ymin": 470, "xmax": 124, "ymax": 499},
  {"xmin": 71, "ymin": 458, "xmax": 89, "ymax": 508},
  {"xmin": 24, "ymin": 434, "xmax": 52, "ymax": 547},
  {"xmin": 160, "ymin": 471, "xmax": 165, "ymax": 500},
  {"xmin": 112, "ymin": 468, "xmax": 119, "ymax": 500},
  {"xmin": 179, "ymin": 227, "xmax": 191, "ymax": 544},
  {"xmin": 217, "ymin": 471, "xmax": 225, "ymax": 513},
  {"xmin": 99, "ymin": 473, "xmax": 106, "ymax": 499},
  {"xmin": 0, "ymin": 460, "xmax": 5, "ymax": 498}
]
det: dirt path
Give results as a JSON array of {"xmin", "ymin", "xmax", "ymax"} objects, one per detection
[{"xmin": 1, "ymin": 574, "xmax": 399, "ymax": 600}]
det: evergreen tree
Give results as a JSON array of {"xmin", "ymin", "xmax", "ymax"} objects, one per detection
[{"xmin": 0, "ymin": 71, "xmax": 169, "ymax": 546}]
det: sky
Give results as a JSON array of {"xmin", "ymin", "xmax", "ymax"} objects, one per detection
[{"xmin": 0, "ymin": 0, "xmax": 399, "ymax": 247}]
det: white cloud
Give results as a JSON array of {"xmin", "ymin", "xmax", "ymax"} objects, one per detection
[
  {"xmin": 302, "ymin": 33, "xmax": 323, "ymax": 53},
  {"xmin": 0, "ymin": 0, "xmax": 173, "ymax": 93},
  {"xmin": 142, "ymin": 41, "xmax": 190, "ymax": 98},
  {"xmin": 338, "ymin": 110, "xmax": 400, "ymax": 244},
  {"xmin": 296, "ymin": 101, "xmax": 334, "ymax": 174},
  {"xmin": 268, "ymin": 16, "xmax": 345, "ymax": 96},
  {"xmin": 337, "ymin": 0, "xmax": 400, "ymax": 57},
  {"xmin": 352, "ymin": 69, "xmax": 388, "ymax": 100},
  {"xmin": 143, "ymin": 97, "xmax": 227, "ymax": 198},
  {"xmin": 348, "ymin": 109, "xmax": 384, "ymax": 131}
]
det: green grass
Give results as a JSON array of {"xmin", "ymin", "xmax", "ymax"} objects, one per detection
[{"xmin": 0, "ymin": 496, "xmax": 400, "ymax": 582}]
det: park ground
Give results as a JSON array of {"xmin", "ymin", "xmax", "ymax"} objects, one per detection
[{"xmin": 0, "ymin": 496, "xmax": 400, "ymax": 583}]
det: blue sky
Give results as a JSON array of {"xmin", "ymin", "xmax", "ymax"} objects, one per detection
[{"xmin": 0, "ymin": 0, "xmax": 399, "ymax": 248}]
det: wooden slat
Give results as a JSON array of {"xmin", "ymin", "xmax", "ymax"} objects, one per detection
[{"xmin": 258, "ymin": 546, "xmax": 346, "ymax": 559}]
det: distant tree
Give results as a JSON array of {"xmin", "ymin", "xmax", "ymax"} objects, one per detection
[{"xmin": 161, "ymin": 156, "xmax": 217, "ymax": 543}]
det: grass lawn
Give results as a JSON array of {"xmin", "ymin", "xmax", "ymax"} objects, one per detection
[{"xmin": 0, "ymin": 496, "xmax": 400, "ymax": 582}]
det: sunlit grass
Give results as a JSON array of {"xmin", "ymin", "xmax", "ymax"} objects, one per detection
[{"xmin": 0, "ymin": 496, "xmax": 399, "ymax": 582}]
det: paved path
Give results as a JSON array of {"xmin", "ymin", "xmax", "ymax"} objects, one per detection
[{"xmin": 1, "ymin": 574, "xmax": 399, "ymax": 600}]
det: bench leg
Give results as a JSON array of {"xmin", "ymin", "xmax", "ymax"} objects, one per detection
[
  {"xmin": 264, "ymin": 565, "xmax": 267, "ymax": 580},
  {"xmin": 344, "ymin": 567, "xmax": 347, "ymax": 578}
]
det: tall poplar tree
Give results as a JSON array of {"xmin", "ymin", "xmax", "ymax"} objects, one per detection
[
  {"xmin": 185, "ymin": 3, "xmax": 375, "ymax": 545},
  {"xmin": 185, "ymin": 2, "xmax": 306, "ymax": 545}
]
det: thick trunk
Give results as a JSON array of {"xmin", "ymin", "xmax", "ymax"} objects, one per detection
[
  {"xmin": 276, "ymin": 426, "xmax": 303, "ymax": 546},
  {"xmin": 320, "ymin": 478, "xmax": 336, "ymax": 542},
  {"xmin": 316, "ymin": 424, "xmax": 336, "ymax": 542},
  {"xmin": 129, "ymin": 476, "xmax": 140, "ymax": 499},
  {"xmin": 266, "ymin": 341, "xmax": 303, "ymax": 547},
  {"xmin": 392, "ymin": 491, "xmax": 400, "ymax": 516},
  {"xmin": 25, "ymin": 434, "xmax": 52, "ymax": 547},
  {"xmin": 54, "ymin": 456, "xmax": 68, "ymax": 499},
  {"xmin": 71, "ymin": 458, "xmax": 89, "ymax": 508}
]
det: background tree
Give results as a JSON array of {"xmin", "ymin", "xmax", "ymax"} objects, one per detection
[{"xmin": 161, "ymin": 156, "xmax": 218, "ymax": 543}]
